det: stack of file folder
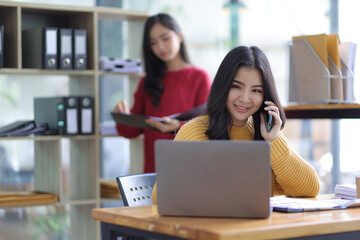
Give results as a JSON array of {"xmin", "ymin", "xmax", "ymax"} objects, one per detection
[
  {"xmin": 334, "ymin": 184, "xmax": 358, "ymax": 200},
  {"xmin": 99, "ymin": 121, "xmax": 118, "ymax": 135},
  {"xmin": 289, "ymin": 33, "xmax": 357, "ymax": 104},
  {"xmin": 22, "ymin": 27, "xmax": 87, "ymax": 70},
  {"xmin": 34, "ymin": 96, "xmax": 94, "ymax": 135},
  {"xmin": 0, "ymin": 120, "xmax": 49, "ymax": 137},
  {"xmin": 99, "ymin": 56, "xmax": 143, "ymax": 73}
]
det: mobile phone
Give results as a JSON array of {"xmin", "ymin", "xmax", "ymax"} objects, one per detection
[
  {"xmin": 263, "ymin": 99, "xmax": 273, "ymax": 132},
  {"xmin": 266, "ymin": 112, "xmax": 273, "ymax": 132}
]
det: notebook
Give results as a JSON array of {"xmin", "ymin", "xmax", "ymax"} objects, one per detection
[{"xmin": 154, "ymin": 140, "xmax": 271, "ymax": 218}]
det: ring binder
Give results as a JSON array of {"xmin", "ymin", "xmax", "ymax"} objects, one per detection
[
  {"xmin": 0, "ymin": 25, "xmax": 3, "ymax": 68},
  {"xmin": 78, "ymin": 96, "xmax": 94, "ymax": 134},
  {"xmin": 22, "ymin": 27, "xmax": 58, "ymax": 69},
  {"xmin": 58, "ymin": 28, "xmax": 73, "ymax": 70},
  {"xmin": 73, "ymin": 29, "xmax": 87, "ymax": 70},
  {"xmin": 34, "ymin": 96, "xmax": 79, "ymax": 135}
]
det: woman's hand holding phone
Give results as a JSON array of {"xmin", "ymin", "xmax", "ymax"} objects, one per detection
[{"xmin": 260, "ymin": 100, "xmax": 282, "ymax": 142}]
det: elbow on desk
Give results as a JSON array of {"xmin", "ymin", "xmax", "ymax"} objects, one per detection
[{"xmin": 284, "ymin": 176, "xmax": 321, "ymax": 198}]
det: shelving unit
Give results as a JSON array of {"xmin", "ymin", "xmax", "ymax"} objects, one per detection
[
  {"xmin": 0, "ymin": 1, "xmax": 148, "ymax": 239},
  {"xmin": 284, "ymin": 104, "xmax": 360, "ymax": 119},
  {"xmin": 0, "ymin": 191, "xmax": 58, "ymax": 207},
  {"xmin": 284, "ymin": 103, "xmax": 360, "ymax": 192}
]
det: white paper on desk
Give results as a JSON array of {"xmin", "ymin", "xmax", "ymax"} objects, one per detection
[
  {"xmin": 334, "ymin": 184, "xmax": 356, "ymax": 194},
  {"xmin": 334, "ymin": 184, "xmax": 357, "ymax": 200},
  {"xmin": 270, "ymin": 196, "xmax": 360, "ymax": 212}
]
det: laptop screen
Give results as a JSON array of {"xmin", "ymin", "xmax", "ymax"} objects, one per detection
[{"xmin": 155, "ymin": 140, "xmax": 271, "ymax": 218}]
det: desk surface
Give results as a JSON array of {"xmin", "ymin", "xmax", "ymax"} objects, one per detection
[
  {"xmin": 284, "ymin": 103, "xmax": 360, "ymax": 119},
  {"xmin": 93, "ymin": 205, "xmax": 360, "ymax": 240}
]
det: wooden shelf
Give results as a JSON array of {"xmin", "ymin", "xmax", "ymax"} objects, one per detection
[
  {"xmin": 0, "ymin": 1, "xmax": 147, "ymax": 239},
  {"xmin": 0, "ymin": 191, "xmax": 58, "ymax": 207},
  {"xmin": 284, "ymin": 103, "xmax": 360, "ymax": 119},
  {"xmin": 56, "ymin": 198, "xmax": 98, "ymax": 206},
  {"xmin": 96, "ymin": 6, "xmax": 148, "ymax": 21},
  {"xmin": 0, "ymin": 135, "xmax": 96, "ymax": 141},
  {"xmin": 0, "ymin": 1, "xmax": 148, "ymax": 19},
  {"xmin": 98, "ymin": 70, "xmax": 144, "ymax": 78},
  {"xmin": 100, "ymin": 179, "xmax": 121, "ymax": 199},
  {"xmin": 100, "ymin": 197, "xmax": 123, "ymax": 203},
  {"xmin": 0, "ymin": 68, "xmax": 95, "ymax": 75}
]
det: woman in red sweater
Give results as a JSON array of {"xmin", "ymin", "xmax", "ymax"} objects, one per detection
[{"xmin": 114, "ymin": 13, "xmax": 212, "ymax": 173}]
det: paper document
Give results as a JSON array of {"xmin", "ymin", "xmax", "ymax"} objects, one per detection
[
  {"xmin": 271, "ymin": 196, "xmax": 360, "ymax": 213},
  {"xmin": 293, "ymin": 33, "xmax": 329, "ymax": 69},
  {"xmin": 326, "ymin": 34, "xmax": 342, "ymax": 71},
  {"xmin": 340, "ymin": 41, "xmax": 357, "ymax": 73},
  {"xmin": 334, "ymin": 184, "xmax": 357, "ymax": 200}
]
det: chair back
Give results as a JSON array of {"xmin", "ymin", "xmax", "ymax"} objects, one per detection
[{"xmin": 116, "ymin": 173, "xmax": 156, "ymax": 207}]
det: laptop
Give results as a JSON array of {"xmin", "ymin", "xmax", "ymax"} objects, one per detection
[{"xmin": 154, "ymin": 140, "xmax": 271, "ymax": 218}]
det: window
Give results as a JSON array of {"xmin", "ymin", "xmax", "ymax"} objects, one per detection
[
  {"xmin": 338, "ymin": 0, "xmax": 360, "ymax": 185},
  {"xmin": 122, "ymin": 0, "xmax": 353, "ymax": 194}
]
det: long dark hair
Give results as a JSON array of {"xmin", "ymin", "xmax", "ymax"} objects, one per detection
[
  {"xmin": 142, "ymin": 13, "xmax": 190, "ymax": 107},
  {"xmin": 205, "ymin": 46, "xmax": 286, "ymax": 140}
]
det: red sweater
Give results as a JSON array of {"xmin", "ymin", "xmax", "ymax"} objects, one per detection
[{"xmin": 116, "ymin": 66, "xmax": 212, "ymax": 173}]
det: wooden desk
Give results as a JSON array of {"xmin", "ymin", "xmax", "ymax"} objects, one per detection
[
  {"xmin": 93, "ymin": 205, "xmax": 360, "ymax": 240},
  {"xmin": 284, "ymin": 103, "xmax": 360, "ymax": 119}
]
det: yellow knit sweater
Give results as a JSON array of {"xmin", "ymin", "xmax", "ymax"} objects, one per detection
[{"xmin": 152, "ymin": 115, "xmax": 321, "ymax": 204}]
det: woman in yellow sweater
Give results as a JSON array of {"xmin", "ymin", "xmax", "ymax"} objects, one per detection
[{"xmin": 152, "ymin": 46, "xmax": 320, "ymax": 204}]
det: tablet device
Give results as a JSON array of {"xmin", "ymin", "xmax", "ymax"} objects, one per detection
[{"xmin": 111, "ymin": 112, "xmax": 160, "ymax": 130}]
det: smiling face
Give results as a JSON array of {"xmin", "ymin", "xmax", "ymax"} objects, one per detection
[
  {"xmin": 149, "ymin": 22, "xmax": 182, "ymax": 64},
  {"xmin": 226, "ymin": 67, "xmax": 264, "ymax": 126}
]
